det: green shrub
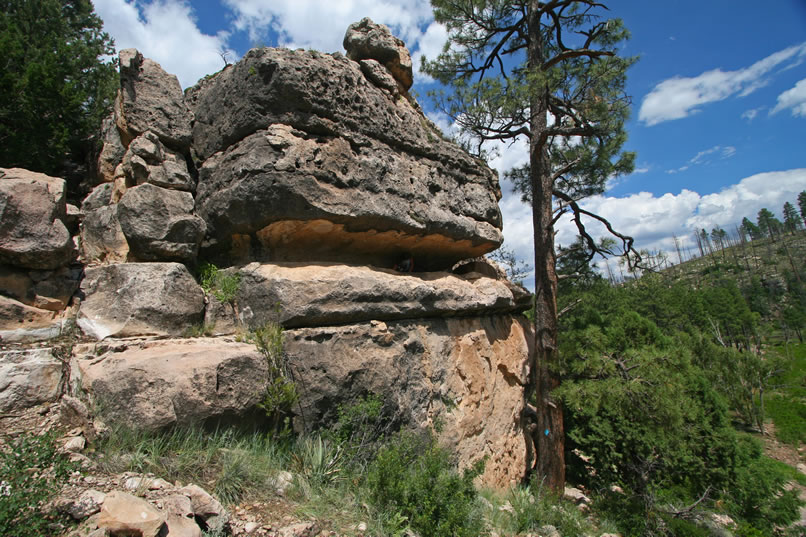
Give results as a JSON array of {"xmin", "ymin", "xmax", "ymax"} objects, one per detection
[
  {"xmin": 252, "ymin": 322, "xmax": 298, "ymax": 430},
  {"xmin": 0, "ymin": 433, "xmax": 76, "ymax": 536},
  {"xmin": 198, "ymin": 262, "xmax": 241, "ymax": 304},
  {"xmin": 291, "ymin": 435, "xmax": 343, "ymax": 488},
  {"xmin": 327, "ymin": 393, "xmax": 400, "ymax": 470},
  {"xmin": 483, "ymin": 482, "xmax": 599, "ymax": 537},
  {"xmin": 366, "ymin": 431, "xmax": 483, "ymax": 537}
]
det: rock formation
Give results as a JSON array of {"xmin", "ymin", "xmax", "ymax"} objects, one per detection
[{"xmin": 0, "ymin": 19, "xmax": 536, "ymax": 489}]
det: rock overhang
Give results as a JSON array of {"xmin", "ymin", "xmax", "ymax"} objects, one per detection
[{"xmin": 187, "ymin": 46, "xmax": 503, "ymax": 269}]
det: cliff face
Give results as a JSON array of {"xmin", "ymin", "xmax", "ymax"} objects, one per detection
[{"xmin": 0, "ymin": 19, "xmax": 535, "ymax": 488}]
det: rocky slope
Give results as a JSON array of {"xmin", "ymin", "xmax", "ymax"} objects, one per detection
[{"xmin": 0, "ymin": 18, "xmax": 535, "ymax": 495}]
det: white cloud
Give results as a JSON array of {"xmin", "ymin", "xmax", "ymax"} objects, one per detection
[
  {"xmin": 741, "ymin": 107, "xmax": 763, "ymax": 121},
  {"xmin": 94, "ymin": 0, "xmax": 234, "ymax": 88},
  {"xmin": 499, "ymin": 168, "xmax": 806, "ymax": 289},
  {"xmin": 771, "ymin": 78, "xmax": 806, "ymax": 117},
  {"xmin": 411, "ymin": 21, "xmax": 448, "ymax": 82},
  {"xmin": 222, "ymin": 0, "xmax": 432, "ymax": 52},
  {"xmin": 666, "ymin": 144, "xmax": 736, "ymax": 173},
  {"xmin": 639, "ymin": 42, "xmax": 806, "ymax": 125}
]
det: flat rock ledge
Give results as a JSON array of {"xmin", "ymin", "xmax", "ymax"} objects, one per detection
[{"xmin": 205, "ymin": 262, "xmax": 532, "ymax": 331}]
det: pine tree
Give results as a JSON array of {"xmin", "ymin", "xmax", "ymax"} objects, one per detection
[
  {"xmin": 757, "ymin": 208, "xmax": 782, "ymax": 240},
  {"xmin": 797, "ymin": 191, "xmax": 806, "ymax": 228},
  {"xmin": 741, "ymin": 217, "xmax": 761, "ymax": 241},
  {"xmin": 783, "ymin": 201, "xmax": 802, "ymax": 233},
  {"xmin": 423, "ymin": 0, "xmax": 639, "ymax": 490},
  {"xmin": 0, "ymin": 0, "xmax": 118, "ymax": 178}
]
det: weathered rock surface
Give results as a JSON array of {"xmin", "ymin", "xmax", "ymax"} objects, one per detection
[
  {"xmin": 0, "ymin": 264, "xmax": 81, "ymax": 311},
  {"xmin": 0, "ymin": 295, "xmax": 74, "ymax": 342},
  {"xmin": 98, "ymin": 490, "xmax": 166, "ymax": 537},
  {"xmin": 121, "ymin": 130, "xmax": 194, "ymax": 191},
  {"xmin": 179, "ymin": 484, "xmax": 229, "ymax": 533},
  {"xmin": 0, "ymin": 168, "xmax": 77, "ymax": 269},
  {"xmin": 77, "ymin": 263, "xmax": 204, "ymax": 340},
  {"xmin": 285, "ymin": 315, "xmax": 533, "ymax": 488},
  {"xmin": 81, "ymin": 183, "xmax": 115, "ymax": 213},
  {"xmin": 73, "ymin": 338, "xmax": 267, "ymax": 430},
  {"xmin": 195, "ymin": 123, "xmax": 501, "ymax": 269},
  {"xmin": 97, "ymin": 115, "xmax": 127, "ymax": 184},
  {"xmin": 208, "ymin": 262, "xmax": 530, "ymax": 330},
  {"xmin": 344, "ymin": 17, "xmax": 413, "ymax": 90},
  {"xmin": 117, "ymin": 184, "xmax": 205, "ymax": 262},
  {"xmin": 0, "ymin": 348, "xmax": 63, "ymax": 411},
  {"xmin": 80, "ymin": 205, "xmax": 130, "ymax": 263},
  {"xmin": 116, "ymin": 49, "xmax": 193, "ymax": 149}
]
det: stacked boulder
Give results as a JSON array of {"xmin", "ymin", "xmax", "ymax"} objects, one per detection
[{"xmin": 1, "ymin": 19, "xmax": 535, "ymax": 488}]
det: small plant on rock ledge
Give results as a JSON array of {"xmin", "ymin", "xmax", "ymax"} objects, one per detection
[
  {"xmin": 198, "ymin": 262, "xmax": 241, "ymax": 305},
  {"xmin": 252, "ymin": 321, "xmax": 299, "ymax": 431}
]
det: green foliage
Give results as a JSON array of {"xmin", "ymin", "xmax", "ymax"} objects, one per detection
[
  {"xmin": 0, "ymin": 0, "xmax": 118, "ymax": 177},
  {"xmin": 252, "ymin": 322, "xmax": 298, "ymax": 430},
  {"xmin": 97, "ymin": 425, "xmax": 288, "ymax": 505},
  {"xmin": 291, "ymin": 435, "xmax": 343, "ymax": 488},
  {"xmin": 327, "ymin": 393, "xmax": 399, "ymax": 470},
  {"xmin": 198, "ymin": 263, "xmax": 241, "ymax": 304},
  {"xmin": 766, "ymin": 343, "xmax": 806, "ymax": 446},
  {"xmin": 725, "ymin": 436, "xmax": 801, "ymax": 532},
  {"xmin": 366, "ymin": 431, "xmax": 484, "ymax": 537},
  {"xmin": 482, "ymin": 481, "xmax": 601, "ymax": 537},
  {"xmin": 558, "ymin": 275, "xmax": 804, "ymax": 535},
  {"xmin": 0, "ymin": 433, "xmax": 76, "ymax": 536}
]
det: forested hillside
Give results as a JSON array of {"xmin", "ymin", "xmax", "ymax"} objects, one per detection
[{"xmin": 553, "ymin": 219, "xmax": 806, "ymax": 535}]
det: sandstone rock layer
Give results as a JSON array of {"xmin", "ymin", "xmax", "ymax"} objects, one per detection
[
  {"xmin": 73, "ymin": 338, "xmax": 267, "ymax": 430},
  {"xmin": 285, "ymin": 315, "xmax": 533, "ymax": 488},
  {"xmin": 78, "ymin": 263, "xmax": 204, "ymax": 339},
  {"xmin": 208, "ymin": 262, "xmax": 531, "ymax": 330}
]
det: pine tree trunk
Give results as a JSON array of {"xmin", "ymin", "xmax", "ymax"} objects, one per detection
[{"xmin": 528, "ymin": 0, "xmax": 565, "ymax": 492}]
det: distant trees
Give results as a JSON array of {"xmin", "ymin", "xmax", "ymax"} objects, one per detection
[
  {"xmin": 756, "ymin": 208, "xmax": 783, "ymax": 240},
  {"xmin": 799, "ymin": 191, "xmax": 806, "ymax": 227},
  {"xmin": 0, "ymin": 0, "xmax": 118, "ymax": 178},
  {"xmin": 741, "ymin": 217, "xmax": 761, "ymax": 241},
  {"xmin": 783, "ymin": 201, "xmax": 802, "ymax": 233}
]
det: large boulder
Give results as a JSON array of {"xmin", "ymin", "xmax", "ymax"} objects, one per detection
[
  {"xmin": 73, "ymin": 338, "xmax": 267, "ymax": 430},
  {"xmin": 206, "ymin": 262, "xmax": 530, "ymax": 330},
  {"xmin": 115, "ymin": 49, "xmax": 193, "ymax": 149},
  {"xmin": 98, "ymin": 491, "xmax": 166, "ymax": 537},
  {"xmin": 285, "ymin": 315, "xmax": 533, "ymax": 489},
  {"xmin": 117, "ymin": 183, "xmax": 205, "ymax": 262},
  {"xmin": 0, "ymin": 168, "xmax": 77, "ymax": 270},
  {"xmin": 0, "ymin": 348, "xmax": 64, "ymax": 411},
  {"xmin": 344, "ymin": 17, "xmax": 413, "ymax": 90},
  {"xmin": 195, "ymin": 123, "xmax": 501, "ymax": 269},
  {"xmin": 187, "ymin": 45, "xmax": 501, "ymax": 268},
  {"xmin": 77, "ymin": 263, "xmax": 204, "ymax": 340}
]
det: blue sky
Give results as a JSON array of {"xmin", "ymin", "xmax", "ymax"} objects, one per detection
[{"xmin": 92, "ymin": 0, "xmax": 806, "ymax": 283}]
